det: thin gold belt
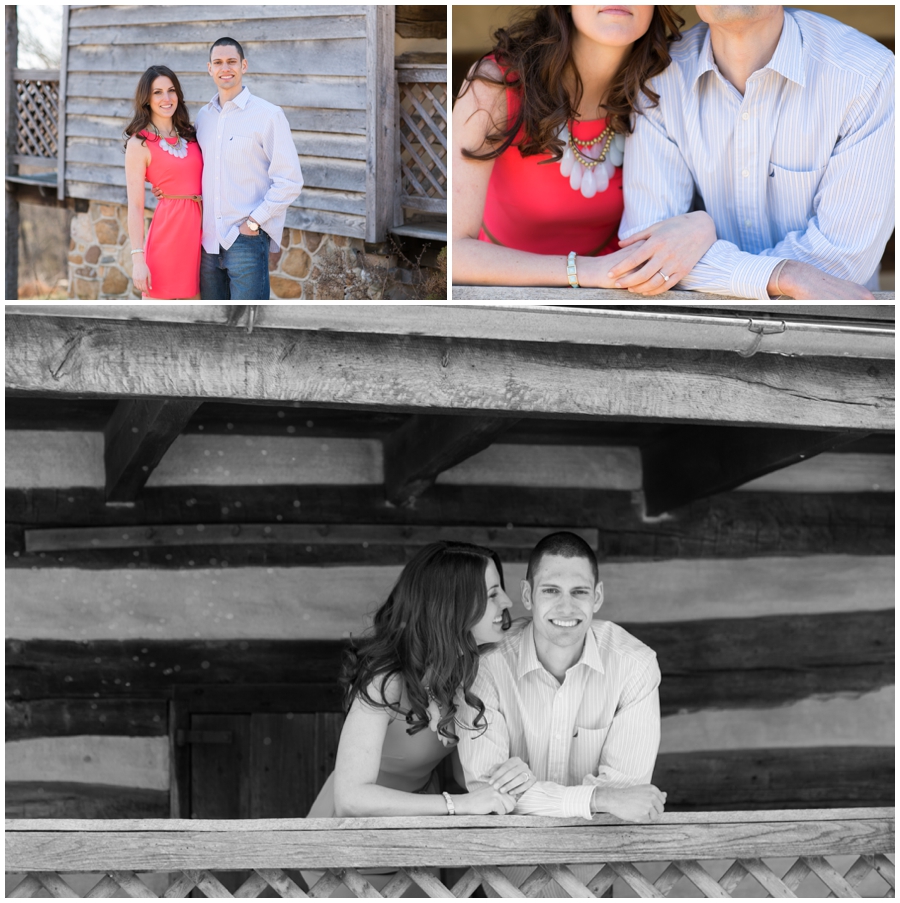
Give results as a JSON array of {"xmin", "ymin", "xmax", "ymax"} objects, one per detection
[{"xmin": 159, "ymin": 193, "xmax": 202, "ymax": 214}]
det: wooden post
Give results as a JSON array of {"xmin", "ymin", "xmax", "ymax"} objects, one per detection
[
  {"xmin": 57, "ymin": 6, "xmax": 69, "ymax": 201},
  {"xmin": 365, "ymin": 5, "xmax": 395, "ymax": 243},
  {"xmin": 6, "ymin": 5, "xmax": 18, "ymax": 299}
]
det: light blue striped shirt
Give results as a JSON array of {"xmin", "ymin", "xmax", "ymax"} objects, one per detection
[
  {"xmin": 196, "ymin": 87, "xmax": 304, "ymax": 253},
  {"xmin": 621, "ymin": 9, "xmax": 895, "ymax": 300}
]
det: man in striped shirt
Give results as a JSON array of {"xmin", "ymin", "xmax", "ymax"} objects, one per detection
[
  {"xmin": 196, "ymin": 37, "xmax": 304, "ymax": 300},
  {"xmin": 612, "ymin": 6, "xmax": 894, "ymax": 300},
  {"xmin": 457, "ymin": 532, "xmax": 665, "ymax": 821}
]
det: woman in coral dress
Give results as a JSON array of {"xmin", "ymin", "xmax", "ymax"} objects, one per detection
[
  {"xmin": 124, "ymin": 65, "xmax": 202, "ymax": 299},
  {"xmin": 453, "ymin": 5, "xmax": 715, "ymax": 293}
]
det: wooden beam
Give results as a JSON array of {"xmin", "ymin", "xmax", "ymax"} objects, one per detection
[
  {"xmin": 365, "ymin": 4, "xmax": 394, "ymax": 242},
  {"xmin": 5, "ymin": 316, "xmax": 894, "ymax": 430},
  {"xmin": 6, "ymin": 305, "xmax": 895, "ymax": 360},
  {"xmin": 7, "ymin": 486, "xmax": 894, "ymax": 560},
  {"xmin": 104, "ymin": 399, "xmax": 202, "ymax": 501},
  {"xmin": 396, "ymin": 6, "xmax": 447, "ymax": 39},
  {"xmin": 657, "ymin": 747, "xmax": 894, "ymax": 810},
  {"xmin": 6, "ymin": 698, "xmax": 168, "ymax": 740},
  {"xmin": 6, "ymin": 782, "xmax": 169, "ymax": 819},
  {"xmin": 642, "ymin": 426, "xmax": 867, "ymax": 514},
  {"xmin": 384, "ymin": 414, "xmax": 518, "ymax": 505},
  {"xmin": 8, "ymin": 608, "xmax": 892, "ymax": 713}
]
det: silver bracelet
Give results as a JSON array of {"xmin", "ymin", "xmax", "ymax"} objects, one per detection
[{"xmin": 442, "ymin": 791, "xmax": 455, "ymax": 815}]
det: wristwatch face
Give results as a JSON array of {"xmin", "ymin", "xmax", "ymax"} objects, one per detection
[{"xmin": 247, "ymin": 221, "xmax": 259, "ymax": 231}]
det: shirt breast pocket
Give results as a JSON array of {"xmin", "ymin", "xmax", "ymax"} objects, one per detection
[
  {"xmin": 767, "ymin": 162, "xmax": 825, "ymax": 237},
  {"xmin": 226, "ymin": 135, "xmax": 256, "ymax": 166},
  {"xmin": 571, "ymin": 725, "xmax": 610, "ymax": 779}
]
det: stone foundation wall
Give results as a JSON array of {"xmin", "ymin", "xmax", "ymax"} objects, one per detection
[{"xmin": 67, "ymin": 200, "xmax": 371, "ymax": 300}]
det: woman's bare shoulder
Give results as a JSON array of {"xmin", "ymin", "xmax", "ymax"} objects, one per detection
[
  {"xmin": 353, "ymin": 673, "xmax": 404, "ymax": 711},
  {"xmin": 125, "ymin": 133, "xmax": 150, "ymax": 157}
]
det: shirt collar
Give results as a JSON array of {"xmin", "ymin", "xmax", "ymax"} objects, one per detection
[
  {"xmin": 693, "ymin": 11, "xmax": 806, "ymax": 90},
  {"xmin": 517, "ymin": 620, "xmax": 605, "ymax": 679},
  {"xmin": 208, "ymin": 86, "xmax": 251, "ymax": 112}
]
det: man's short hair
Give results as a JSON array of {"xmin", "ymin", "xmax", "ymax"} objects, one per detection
[
  {"xmin": 210, "ymin": 37, "xmax": 244, "ymax": 61},
  {"xmin": 526, "ymin": 531, "xmax": 599, "ymax": 587}
]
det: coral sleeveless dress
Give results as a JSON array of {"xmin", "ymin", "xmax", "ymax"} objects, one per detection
[
  {"xmin": 479, "ymin": 67, "xmax": 624, "ymax": 257},
  {"xmin": 141, "ymin": 130, "xmax": 203, "ymax": 299}
]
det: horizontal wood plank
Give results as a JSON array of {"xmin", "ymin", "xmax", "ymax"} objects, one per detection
[
  {"xmin": 6, "ymin": 317, "xmax": 893, "ymax": 430},
  {"xmin": 4, "ymin": 813, "xmax": 893, "ymax": 870},
  {"xmin": 6, "ymin": 698, "xmax": 167, "ymax": 740},
  {"xmin": 68, "ymin": 5, "xmax": 368, "ymax": 27},
  {"xmin": 657, "ymin": 747, "xmax": 895, "ymax": 810},
  {"xmin": 7, "ymin": 486, "xmax": 894, "ymax": 560},
  {"xmin": 8, "ymin": 609, "xmax": 892, "ymax": 715},
  {"xmin": 5, "ymin": 782, "xmax": 169, "ymax": 819},
  {"xmin": 7, "ymin": 305, "xmax": 894, "ymax": 360}
]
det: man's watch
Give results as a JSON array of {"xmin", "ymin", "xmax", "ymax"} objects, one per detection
[{"xmin": 246, "ymin": 219, "xmax": 260, "ymax": 232}]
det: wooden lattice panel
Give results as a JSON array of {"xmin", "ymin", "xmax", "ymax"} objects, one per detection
[
  {"xmin": 15, "ymin": 76, "xmax": 60, "ymax": 161},
  {"xmin": 6, "ymin": 856, "xmax": 896, "ymax": 898},
  {"xmin": 397, "ymin": 77, "xmax": 447, "ymax": 214}
]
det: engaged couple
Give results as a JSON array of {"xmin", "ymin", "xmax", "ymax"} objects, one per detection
[
  {"xmin": 124, "ymin": 37, "xmax": 304, "ymax": 300},
  {"xmin": 452, "ymin": 5, "xmax": 894, "ymax": 299}
]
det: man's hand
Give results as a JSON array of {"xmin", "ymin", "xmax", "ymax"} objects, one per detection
[
  {"xmin": 239, "ymin": 218, "xmax": 260, "ymax": 236},
  {"xmin": 771, "ymin": 260, "xmax": 875, "ymax": 300},
  {"xmin": 591, "ymin": 784, "xmax": 666, "ymax": 823},
  {"xmin": 150, "ymin": 184, "xmax": 163, "ymax": 200},
  {"xmin": 488, "ymin": 757, "xmax": 536, "ymax": 797}
]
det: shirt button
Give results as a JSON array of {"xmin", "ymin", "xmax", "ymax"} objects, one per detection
[
  {"xmin": 742, "ymin": 111, "xmax": 749, "ymax": 120},
  {"xmin": 742, "ymin": 170, "xmax": 749, "ymax": 178}
]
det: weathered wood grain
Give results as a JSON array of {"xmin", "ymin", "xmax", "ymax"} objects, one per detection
[
  {"xmin": 384, "ymin": 414, "xmax": 518, "ymax": 504},
  {"xmin": 396, "ymin": 6, "xmax": 447, "ymax": 39},
  {"xmin": 642, "ymin": 426, "xmax": 865, "ymax": 514},
  {"xmin": 68, "ymin": 6, "xmax": 368, "ymax": 27},
  {"xmin": 5, "ymin": 812, "xmax": 893, "ymax": 870},
  {"xmin": 104, "ymin": 400, "xmax": 202, "ymax": 501},
  {"xmin": 9, "ymin": 303, "xmax": 893, "ymax": 359},
  {"xmin": 365, "ymin": 4, "xmax": 395, "ymax": 242},
  {"xmin": 739, "ymin": 451, "xmax": 895, "ymax": 493},
  {"xmin": 7, "ymin": 607, "xmax": 892, "ymax": 714},
  {"xmin": 7, "ymin": 485, "xmax": 893, "ymax": 559},
  {"xmin": 6, "ymin": 317, "xmax": 894, "ymax": 430},
  {"xmin": 69, "ymin": 15, "xmax": 367, "ymax": 47},
  {"xmin": 6, "ymin": 782, "xmax": 169, "ymax": 819},
  {"xmin": 6, "ymin": 697, "xmax": 167, "ymax": 740},
  {"xmin": 656, "ymin": 747, "xmax": 894, "ymax": 810},
  {"xmin": 67, "ymin": 39, "xmax": 367, "ymax": 78}
]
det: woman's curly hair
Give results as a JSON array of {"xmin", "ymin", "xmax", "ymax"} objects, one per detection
[
  {"xmin": 340, "ymin": 541, "xmax": 504, "ymax": 744},
  {"xmin": 460, "ymin": 5, "xmax": 684, "ymax": 162}
]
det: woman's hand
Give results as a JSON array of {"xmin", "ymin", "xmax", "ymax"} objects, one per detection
[
  {"xmin": 606, "ymin": 211, "xmax": 717, "ymax": 295},
  {"xmin": 488, "ymin": 757, "xmax": 536, "ymax": 797},
  {"xmin": 453, "ymin": 786, "xmax": 516, "ymax": 816},
  {"xmin": 132, "ymin": 254, "xmax": 152, "ymax": 295}
]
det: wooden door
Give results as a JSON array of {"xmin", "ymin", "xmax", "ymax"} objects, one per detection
[{"xmin": 188, "ymin": 710, "xmax": 343, "ymax": 894}]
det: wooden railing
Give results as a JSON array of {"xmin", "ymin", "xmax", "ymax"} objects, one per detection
[
  {"xmin": 12, "ymin": 68, "xmax": 60, "ymax": 169},
  {"xmin": 6, "ymin": 808, "xmax": 894, "ymax": 897}
]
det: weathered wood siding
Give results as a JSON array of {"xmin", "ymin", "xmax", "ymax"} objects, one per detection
[
  {"xmin": 5, "ymin": 421, "xmax": 894, "ymax": 818},
  {"xmin": 63, "ymin": 5, "xmax": 393, "ymax": 239}
]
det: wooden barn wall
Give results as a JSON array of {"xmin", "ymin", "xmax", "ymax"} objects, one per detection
[
  {"xmin": 5, "ymin": 428, "xmax": 894, "ymax": 820},
  {"xmin": 63, "ymin": 5, "xmax": 374, "ymax": 238}
]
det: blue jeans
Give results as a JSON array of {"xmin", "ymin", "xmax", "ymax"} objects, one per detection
[{"xmin": 200, "ymin": 232, "xmax": 270, "ymax": 300}]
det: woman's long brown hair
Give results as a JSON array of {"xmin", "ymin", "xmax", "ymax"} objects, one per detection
[
  {"xmin": 460, "ymin": 5, "xmax": 684, "ymax": 162},
  {"xmin": 340, "ymin": 541, "xmax": 505, "ymax": 744},
  {"xmin": 123, "ymin": 65, "xmax": 197, "ymax": 151}
]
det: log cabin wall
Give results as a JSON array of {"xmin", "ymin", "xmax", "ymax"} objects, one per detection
[{"xmin": 6, "ymin": 414, "xmax": 894, "ymax": 819}]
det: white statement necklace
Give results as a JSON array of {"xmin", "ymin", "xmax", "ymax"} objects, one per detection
[
  {"xmin": 157, "ymin": 134, "xmax": 188, "ymax": 159},
  {"xmin": 559, "ymin": 121, "xmax": 625, "ymax": 198}
]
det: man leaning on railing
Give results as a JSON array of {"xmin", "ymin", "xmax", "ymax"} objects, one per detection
[{"xmin": 458, "ymin": 532, "xmax": 665, "ymax": 821}]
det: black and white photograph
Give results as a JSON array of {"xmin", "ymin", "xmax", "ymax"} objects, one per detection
[{"xmin": 5, "ymin": 302, "xmax": 895, "ymax": 898}]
